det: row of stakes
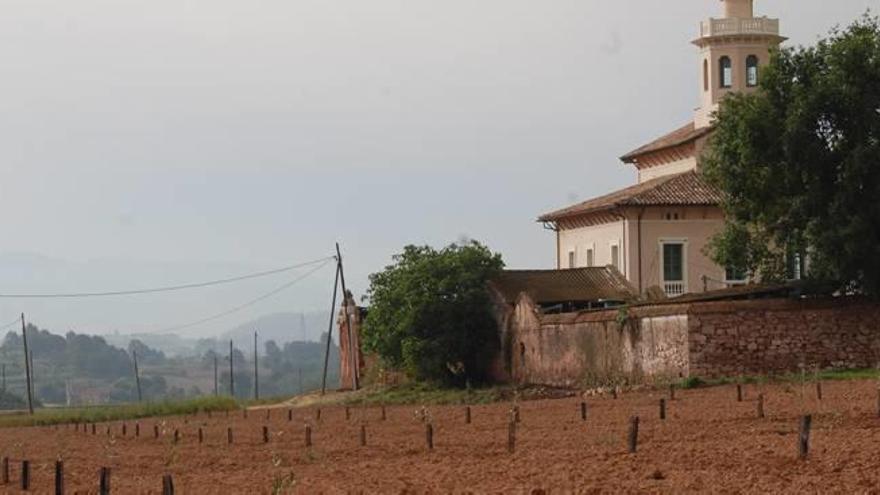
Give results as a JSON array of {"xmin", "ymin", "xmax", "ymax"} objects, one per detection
[{"xmin": 6, "ymin": 382, "xmax": 877, "ymax": 493}]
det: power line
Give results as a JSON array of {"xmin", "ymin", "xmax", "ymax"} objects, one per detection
[
  {"xmin": 159, "ymin": 258, "xmax": 334, "ymax": 333},
  {"xmin": 0, "ymin": 256, "xmax": 335, "ymax": 299},
  {"xmin": 0, "ymin": 317, "xmax": 20, "ymax": 331}
]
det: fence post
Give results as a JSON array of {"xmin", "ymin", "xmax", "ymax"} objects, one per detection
[
  {"xmin": 757, "ymin": 393, "xmax": 765, "ymax": 418},
  {"xmin": 162, "ymin": 474, "xmax": 174, "ymax": 495},
  {"xmin": 154, "ymin": 425, "xmax": 160, "ymax": 439},
  {"xmin": 507, "ymin": 419, "xmax": 516, "ymax": 454},
  {"xmin": 381, "ymin": 406, "xmax": 386, "ymax": 421},
  {"xmin": 288, "ymin": 409, "xmax": 293, "ymax": 422},
  {"xmin": 580, "ymin": 402, "xmax": 587, "ymax": 421},
  {"xmin": 737, "ymin": 384, "xmax": 743, "ymax": 402},
  {"xmin": 135, "ymin": 423, "xmax": 140, "ymax": 438},
  {"xmin": 227, "ymin": 427, "xmax": 233, "ymax": 445},
  {"xmin": 99, "ymin": 467, "xmax": 110, "ymax": 495},
  {"xmin": 627, "ymin": 417, "xmax": 639, "ymax": 454},
  {"xmin": 816, "ymin": 381, "xmax": 823, "ymax": 401},
  {"xmin": 305, "ymin": 425, "xmax": 312, "ymax": 447},
  {"xmin": 360, "ymin": 424, "xmax": 367, "ymax": 447},
  {"xmin": 55, "ymin": 460, "xmax": 64, "ymax": 495},
  {"xmin": 262, "ymin": 426, "xmax": 269, "ymax": 443},
  {"xmin": 425, "ymin": 423, "xmax": 434, "ymax": 451},
  {"xmin": 798, "ymin": 415, "xmax": 812, "ymax": 459},
  {"xmin": 660, "ymin": 398, "xmax": 666, "ymax": 420},
  {"xmin": 21, "ymin": 460, "xmax": 30, "ymax": 491},
  {"xmin": 1, "ymin": 456, "xmax": 8, "ymax": 484},
  {"xmin": 198, "ymin": 428, "xmax": 204, "ymax": 444},
  {"xmin": 465, "ymin": 406, "xmax": 471, "ymax": 424}
]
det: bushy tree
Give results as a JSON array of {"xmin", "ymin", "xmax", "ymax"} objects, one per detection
[
  {"xmin": 362, "ymin": 241, "xmax": 504, "ymax": 386},
  {"xmin": 704, "ymin": 14, "xmax": 880, "ymax": 293}
]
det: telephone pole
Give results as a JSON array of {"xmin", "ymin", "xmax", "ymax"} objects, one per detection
[
  {"xmin": 213, "ymin": 354, "xmax": 219, "ymax": 396},
  {"xmin": 132, "ymin": 350, "xmax": 143, "ymax": 403},
  {"xmin": 253, "ymin": 331, "xmax": 259, "ymax": 401},
  {"xmin": 21, "ymin": 314, "xmax": 33, "ymax": 415},
  {"xmin": 228, "ymin": 340, "xmax": 235, "ymax": 398},
  {"xmin": 320, "ymin": 262, "xmax": 341, "ymax": 395}
]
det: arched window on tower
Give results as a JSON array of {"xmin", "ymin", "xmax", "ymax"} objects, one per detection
[
  {"xmin": 720, "ymin": 56, "xmax": 732, "ymax": 88},
  {"xmin": 746, "ymin": 55, "xmax": 759, "ymax": 87},
  {"xmin": 703, "ymin": 59, "xmax": 709, "ymax": 92}
]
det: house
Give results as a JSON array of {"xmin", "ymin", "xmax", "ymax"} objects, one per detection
[{"xmin": 539, "ymin": 0, "xmax": 786, "ymax": 297}]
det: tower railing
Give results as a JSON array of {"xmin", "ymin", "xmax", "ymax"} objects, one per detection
[{"xmin": 699, "ymin": 17, "xmax": 779, "ymax": 38}]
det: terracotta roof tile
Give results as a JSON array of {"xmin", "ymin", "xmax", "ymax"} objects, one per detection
[
  {"xmin": 538, "ymin": 171, "xmax": 722, "ymax": 222},
  {"xmin": 620, "ymin": 122, "xmax": 713, "ymax": 163},
  {"xmin": 489, "ymin": 267, "xmax": 637, "ymax": 305}
]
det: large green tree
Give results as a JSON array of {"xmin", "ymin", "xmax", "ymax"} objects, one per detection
[
  {"xmin": 704, "ymin": 14, "xmax": 880, "ymax": 293},
  {"xmin": 362, "ymin": 241, "xmax": 504, "ymax": 386}
]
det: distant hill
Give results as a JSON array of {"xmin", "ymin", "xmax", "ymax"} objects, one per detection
[{"xmin": 221, "ymin": 311, "xmax": 331, "ymax": 351}]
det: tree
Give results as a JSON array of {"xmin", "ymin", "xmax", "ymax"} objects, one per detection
[
  {"xmin": 361, "ymin": 241, "xmax": 504, "ymax": 386},
  {"xmin": 704, "ymin": 14, "xmax": 880, "ymax": 293}
]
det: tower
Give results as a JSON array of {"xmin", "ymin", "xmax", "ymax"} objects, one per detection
[{"xmin": 693, "ymin": 0, "xmax": 786, "ymax": 128}]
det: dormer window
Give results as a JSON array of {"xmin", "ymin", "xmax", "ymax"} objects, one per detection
[
  {"xmin": 720, "ymin": 56, "xmax": 733, "ymax": 88},
  {"xmin": 746, "ymin": 55, "xmax": 759, "ymax": 87}
]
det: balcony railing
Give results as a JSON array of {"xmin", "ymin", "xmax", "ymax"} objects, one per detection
[
  {"xmin": 663, "ymin": 281, "xmax": 686, "ymax": 297},
  {"xmin": 699, "ymin": 17, "xmax": 780, "ymax": 38}
]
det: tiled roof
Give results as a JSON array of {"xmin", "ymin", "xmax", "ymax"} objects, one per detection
[
  {"xmin": 620, "ymin": 122, "xmax": 714, "ymax": 163},
  {"xmin": 538, "ymin": 171, "xmax": 722, "ymax": 222},
  {"xmin": 489, "ymin": 267, "xmax": 637, "ymax": 305}
]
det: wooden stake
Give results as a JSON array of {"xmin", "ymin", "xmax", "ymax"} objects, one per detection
[
  {"xmin": 265, "ymin": 409, "xmax": 270, "ymax": 421},
  {"xmin": 99, "ymin": 467, "xmax": 110, "ymax": 495},
  {"xmin": 135, "ymin": 423, "xmax": 140, "ymax": 437},
  {"xmin": 757, "ymin": 393, "xmax": 765, "ymax": 419},
  {"xmin": 876, "ymin": 388, "xmax": 880, "ymax": 418},
  {"xmin": 816, "ymin": 381, "xmax": 823, "ymax": 401},
  {"xmin": 345, "ymin": 406, "xmax": 350, "ymax": 421},
  {"xmin": 660, "ymin": 398, "xmax": 666, "ymax": 420},
  {"xmin": 359, "ymin": 424, "xmax": 367, "ymax": 447},
  {"xmin": 316, "ymin": 408, "xmax": 321, "ymax": 421},
  {"xmin": 162, "ymin": 474, "xmax": 174, "ymax": 495},
  {"xmin": 507, "ymin": 420, "xmax": 516, "ymax": 454},
  {"xmin": 580, "ymin": 402, "xmax": 587, "ymax": 421},
  {"xmin": 92, "ymin": 424, "xmax": 96, "ymax": 435},
  {"xmin": 21, "ymin": 460, "xmax": 29, "ymax": 491},
  {"xmin": 381, "ymin": 406, "xmax": 386, "ymax": 421},
  {"xmin": 227, "ymin": 427, "xmax": 233, "ymax": 445},
  {"xmin": 612, "ymin": 387, "xmax": 618, "ymax": 400},
  {"xmin": 198, "ymin": 428, "xmax": 204, "ymax": 444},
  {"xmin": 173, "ymin": 429, "xmax": 180, "ymax": 444},
  {"xmin": 305, "ymin": 425, "xmax": 312, "ymax": 447},
  {"xmin": 737, "ymin": 384, "xmax": 743, "ymax": 402},
  {"xmin": 627, "ymin": 416, "xmax": 639, "ymax": 454},
  {"xmin": 465, "ymin": 406, "xmax": 471, "ymax": 424},
  {"xmin": 1, "ymin": 456, "xmax": 8, "ymax": 484},
  {"xmin": 122, "ymin": 423, "xmax": 127, "ymax": 437},
  {"xmin": 154, "ymin": 425, "xmax": 160, "ymax": 439},
  {"xmin": 262, "ymin": 426, "xmax": 269, "ymax": 443},
  {"xmin": 426, "ymin": 423, "xmax": 434, "ymax": 451},
  {"xmin": 288, "ymin": 409, "xmax": 293, "ymax": 422},
  {"xmin": 55, "ymin": 460, "xmax": 64, "ymax": 495},
  {"xmin": 513, "ymin": 405, "xmax": 521, "ymax": 423},
  {"xmin": 798, "ymin": 415, "xmax": 812, "ymax": 459}
]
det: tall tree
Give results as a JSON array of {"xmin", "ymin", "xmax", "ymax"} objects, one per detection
[{"xmin": 704, "ymin": 14, "xmax": 880, "ymax": 293}]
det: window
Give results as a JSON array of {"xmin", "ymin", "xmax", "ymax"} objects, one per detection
[
  {"xmin": 746, "ymin": 55, "xmax": 759, "ymax": 87},
  {"xmin": 660, "ymin": 241, "xmax": 687, "ymax": 296},
  {"xmin": 568, "ymin": 251, "xmax": 576, "ymax": 269},
  {"xmin": 725, "ymin": 266, "xmax": 747, "ymax": 285},
  {"xmin": 586, "ymin": 247, "xmax": 595, "ymax": 267},
  {"xmin": 720, "ymin": 56, "xmax": 732, "ymax": 88},
  {"xmin": 610, "ymin": 244, "xmax": 620, "ymax": 271},
  {"xmin": 703, "ymin": 59, "xmax": 709, "ymax": 91}
]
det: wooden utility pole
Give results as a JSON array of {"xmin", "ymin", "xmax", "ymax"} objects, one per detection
[
  {"xmin": 320, "ymin": 263, "xmax": 341, "ymax": 395},
  {"xmin": 20, "ymin": 314, "xmax": 33, "ymax": 415},
  {"xmin": 253, "ymin": 331, "xmax": 259, "ymax": 401},
  {"xmin": 28, "ymin": 351, "xmax": 35, "ymax": 401},
  {"xmin": 213, "ymin": 355, "xmax": 218, "ymax": 396},
  {"xmin": 132, "ymin": 350, "xmax": 143, "ymax": 403},
  {"xmin": 298, "ymin": 367, "xmax": 303, "ymax": 395},
  {"xmin": 228, "ymin": 340, "xmax": 235, "ymax": 398},
  {"xmin": 1, "ymin": 363, "xmax": 5, "ymax": 393},
  {"xmin": 337, "ymin": 243, "xmax": 359, "ymax": 391}
]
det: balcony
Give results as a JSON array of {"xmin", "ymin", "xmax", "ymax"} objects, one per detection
[
  {"xmin": 663, "ymin": 281, "xmax": 686, "ymax": 297},
  {"xmin": 699, "ymin": 17, "xmax": 780, "ymax": 38}
]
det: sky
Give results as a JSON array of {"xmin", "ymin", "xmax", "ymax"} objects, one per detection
[{"xmin": 0, "ymin": 0, "xmax": 874, "ymax": 338}]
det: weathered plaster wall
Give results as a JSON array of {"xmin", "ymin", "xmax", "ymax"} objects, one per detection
[{"xmin": 509, "ymin": 295, "xmax": 689, "ymax": 387}]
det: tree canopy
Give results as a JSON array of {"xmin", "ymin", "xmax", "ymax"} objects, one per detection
[
  {"xmin": 704, "ymin": 14, "xmax": 880, "ymax": 293},
  {"xmin": 361, "ymin": 241, "xmax": 504, "ymax": 386}
]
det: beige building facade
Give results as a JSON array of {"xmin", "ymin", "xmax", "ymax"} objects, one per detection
[{"xmin": 540, "ymin": 0, "xmax": 785, "ymax": 297}]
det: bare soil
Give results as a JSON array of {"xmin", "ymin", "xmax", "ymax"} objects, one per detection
[{"xmin": 1, "ymin": 379, "xmax": 879, "ymax": 494}]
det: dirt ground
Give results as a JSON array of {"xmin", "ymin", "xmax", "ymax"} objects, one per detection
[{"xmin": 1, "ymin": 379, "xmax": 880, "ymax": 494}]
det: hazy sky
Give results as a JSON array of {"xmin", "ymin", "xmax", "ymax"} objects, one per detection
[{"xmin": 0, "ymin": 0, "xmax": 874, "ymax": 337}]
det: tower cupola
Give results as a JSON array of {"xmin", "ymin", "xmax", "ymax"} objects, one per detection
[{"xmin": 693, "ymin": 0, "xmax": 786, "ymax": 128}]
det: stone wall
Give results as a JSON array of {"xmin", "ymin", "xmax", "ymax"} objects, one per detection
[
  {"xmin": 507, "ymin": 295, "xmax": 880, "ymax": 387},
  {"xmin": 688, "ymin": 298, "xmax": 880, "ymax": 377}
]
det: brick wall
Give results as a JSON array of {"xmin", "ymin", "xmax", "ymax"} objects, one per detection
[{"xmin": 688, "ymin": 298, "xmax": 880, "ymax": 377}]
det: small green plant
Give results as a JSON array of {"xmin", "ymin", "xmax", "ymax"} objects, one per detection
[{"xmin": 679, "ymin": 377, "xmax": 705, "ymax": 389}]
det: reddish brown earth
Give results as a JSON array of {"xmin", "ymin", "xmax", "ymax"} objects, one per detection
[{"xmin": 1, "ymin": 379, "xmax": 880, "ymax": 494}]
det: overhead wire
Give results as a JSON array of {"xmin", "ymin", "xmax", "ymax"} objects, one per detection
[
  {"xmin": 0, "ymin": 316, "xmax": 20, "ymax": 331},
  {"xmin": 158, "ymin": 257, "xmax": 335, "ymax": 333},
  {"xmin": 0, "ymin": 256, "xmax": 335, "ymax": 299}
]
